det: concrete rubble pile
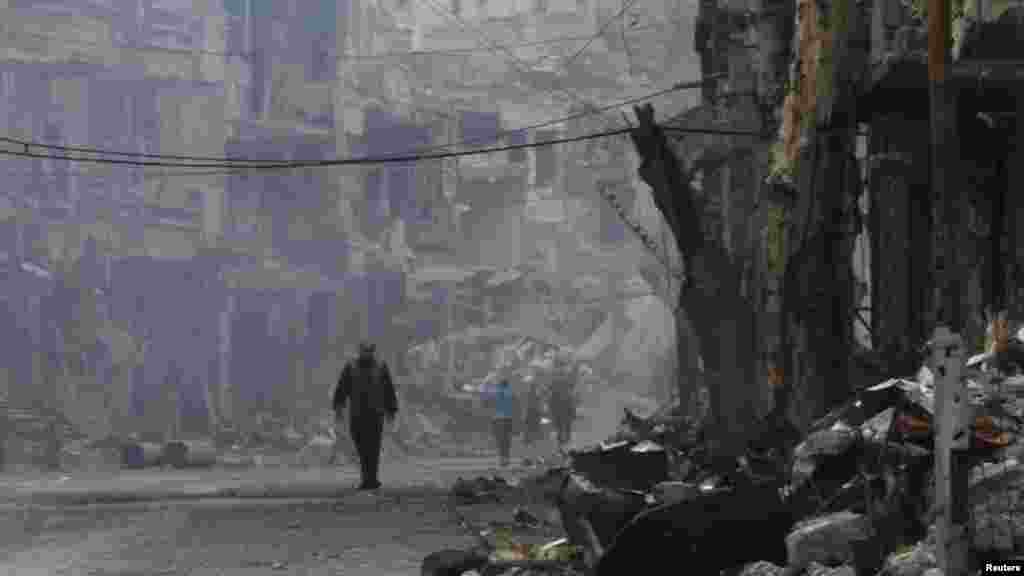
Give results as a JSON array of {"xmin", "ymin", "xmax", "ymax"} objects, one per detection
[
  {"xmin": 423, "ymin": 324, "xmax": 1024, "ymax": 575},
  {"xmin": 0, "ymin": 399, "xmax": 91, "ymax": 473}
]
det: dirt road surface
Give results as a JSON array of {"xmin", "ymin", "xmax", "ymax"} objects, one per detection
[
  {"xmin": 2, "ymin": 494, "xmax": 475, "ymax": 576},
  {"xmin": 0, "ymin": 457, "xmax": 542, "ymax": 576}
]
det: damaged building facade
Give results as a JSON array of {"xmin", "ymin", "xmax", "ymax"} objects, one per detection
[{"xmin": 0, "ymin": 0, "xmax": 697, "ymax": 446}]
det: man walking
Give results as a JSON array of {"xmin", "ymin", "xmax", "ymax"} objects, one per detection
[{"xmin": 332, "ymin": 341, "xmax": 398, "ymax": 490}]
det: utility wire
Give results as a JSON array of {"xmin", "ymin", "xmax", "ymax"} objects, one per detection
[
  {"xmin": 662, "ymin": 126, "xmax": 762, "ymax": 136},
  {"xmin": 0, "ymin": 11, "xmax": 678, "ymax": 125},
  {"xmin": 413, "ymin": 0, "xmax": 637, "ymax": 130},
  {"xmin": 0, "ymin": 127, "xmax": 635, "ymax": 169},
  {"xmin": 414, "ymin": 0, "xmax": 567, "ymax": 82},
  {"xmin": 0, "ymin": 136, "xmax": 278, "ymax": 164},
  {"xmin": 561, "ymin": 0, "xmax": 643, "ymax": 73},
  {"xmin": 621, "ymin": 0, "xmax": 638, "ymax": 78},
  {"xmin": 1, "ymin": 4, "xmax": 697, "ymax": 164},
  {"xmin": 0, "ymin": 14, "xmax": 683, "ymax": 131},
  {"xmin": 0, "ymin": 165, "xmax": 246, "ymax": 177},
  {"xmin": 0, "ymin": 77, "xmax": 721, "ymax": 164},
  {"xmin": 0, "ymin": 124, "xmax": 758, "ymax": 171},
  {"xmin": 391, "ymin": 0, "xmax": 648, "ymax": 145},
  {"xmin": 382, "ymin": 0, "xmax": 671, "ymax": 139},
  {"xmin": 375, "ymin": 75, "xmax": 725, "ymax": 156}
]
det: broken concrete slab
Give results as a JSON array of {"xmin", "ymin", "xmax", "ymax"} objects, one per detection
[{"xmin": 785, "ymin": 511, "xmax": 872, "ymax": 570}]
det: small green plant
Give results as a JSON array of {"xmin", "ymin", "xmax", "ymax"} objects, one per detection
[
  {"xmin": 909, "ymin": 0, "xmax": 987, "ymax": 49},
  {"xmin": 784, "ymin": 72, "xmax": 796, "ymax": 96},
  {"xmin": 892, "ymin": 543, "xmax": 917, "ymax": 558},
  {"xmin": 769, "ymin": 142, "xmax": 795, "ymax": 184},
  {"xmin": 909, "ymin": 0, "xmax": 968, "ymax": 19},
  {"xmin": 908, "ymin": 0, "xmax": 926, "ymax": 20}
]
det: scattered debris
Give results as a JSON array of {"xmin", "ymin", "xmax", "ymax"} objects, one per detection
[
  {"xmin": 785, "ymin": 512, "xmax": 872, "ymax": 570},
  {"xmin": 426, "ymin": 323, "xmax": 1024, "ymax": 575},
  {"xmin": 738, "ymin": 561, "xmax": 786, "ymax": 576},
  {"xmin": 595, "ymin": 478, "xmax": 792, "ymax": 576},
  {"xmin": 881, "ymin": 541, "xmax": 938, "ymax": 576},
  {"xmin": 420, "ymin": 548, "xmax": 489, "ymax": 576},
  {"xmin": 451, "ymin": 476, "xmax": 515, "ymax": 505},
  {"xmin": 121, "ymin": 441, "xmax": 163, "ymax": 469},
  {"xmin": 568, "ymin": 440, "xmax": 670, "ymax": 492},
  {"xmin": 650, "ymin": 480, "xmax": 699, "ymax": 505},
  {"xmin": 162, "ymin": 439, "xmax": 217, "ymax": 469},
  {"xmin": 512, "ymin": 507, "xmax": 541, "ymax": 527}
]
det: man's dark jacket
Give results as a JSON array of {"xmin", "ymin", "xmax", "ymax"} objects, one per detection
[{"xmin": 333, "ymin": 357, "xmax": 399, "ymax": 420}]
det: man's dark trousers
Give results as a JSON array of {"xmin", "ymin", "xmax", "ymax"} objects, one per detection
[{"xmin": 350, "ymin": 413, "xmax": 384, "ymax": 487}]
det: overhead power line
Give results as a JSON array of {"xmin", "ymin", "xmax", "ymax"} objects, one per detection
[
  {"xmin": 376, "ymin": 75, "xmax": 725, "ymax": 156},
  {"xmin": 1, "ymin": 6, "xmax": 705, "ymax": 165},
  {"xmin": 0, "ymin": 165, "xmax": 245, "ymax": 177},
  {"xmin": 0, "ymin": 135, "xmax": 279, "ymax": 164},
  {"xmin": 0, "ymin": 123, "xmax": 759, "ymax": 171},
  {"xmin": 0, "ymin": 126, "xmax": 635, "ymax": 170},
  {"xmin": 662, "ymin": 126, "xmax": 763, "ymax": 136},
  {"xmin": 0, "ymin": 77, "xmax": 721, "ymax": 164}
]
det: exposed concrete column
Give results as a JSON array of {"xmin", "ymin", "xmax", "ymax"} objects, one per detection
[
  {"xmin": 527, "ymin": 131, "xmax": 538, "ymax": 189},
  {"xmin": 556, "ymin": 110, "xmax": 569, "ymax": 198},
  {"xmin": 446, "ymin": 287, "xmax": 456, "ymax": 392},
  {"xmin": 289, "ymin": 307, "xmax": 308, "ymax": 425},
  {"xmin": 218, "ymin": 290, "xmax": 235, "ymax": 425},
  {"xmin": 202, "ymin": 178, "xmax": 226, "ymax": 248}
]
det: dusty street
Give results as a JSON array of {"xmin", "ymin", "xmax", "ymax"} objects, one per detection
[
  {"xmin": 0, "ymin": 457, "xmax": 542, "ymax": 576},
  {"xmin": 1, "ymin": 494, "xmax": 471, "ymax": 576}
]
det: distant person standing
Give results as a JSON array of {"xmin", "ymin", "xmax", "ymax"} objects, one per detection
[
  {"xmin": 549, "ymin": 354, "xmax": 578, "ymax": 450},
  {"xmin": 332, "ymin": 342, "xmax": 398, "ymax": 490},
  {"xmin": 522, "ymin": 377, "xmax": 543, "ymax": 449},
  {"xmin": 487, "ymin": 366, "xmax": 519, "ymax": 467}
]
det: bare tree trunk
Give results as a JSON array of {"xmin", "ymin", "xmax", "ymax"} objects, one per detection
[
  {"xmin": 685, "ymin": 250, "xmax": 759, "ymax": 464},
  {"xmin": 676, "ymin": 307, "xmax": 704, "ymax": 414},
  {"xmin": 629, "ymin": 104, "xmax": 760, "ymax": 466}
]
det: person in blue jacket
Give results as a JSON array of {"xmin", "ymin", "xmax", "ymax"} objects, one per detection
[{"xmin": 487, "ymin": 365, "xmax": 519, "ymax": 467}]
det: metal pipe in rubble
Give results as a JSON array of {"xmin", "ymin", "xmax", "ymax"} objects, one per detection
[{"xmin": 930, "ymin": 326, "xmax": 970, "ymax": 574}]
